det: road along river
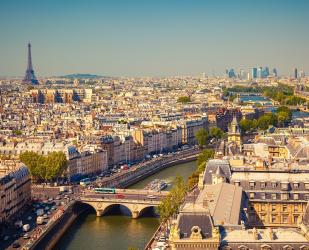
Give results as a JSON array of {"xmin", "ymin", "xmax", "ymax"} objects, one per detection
[{"xmin": 54, "ymin": 160, "xmax": 197, "ymax": 250}]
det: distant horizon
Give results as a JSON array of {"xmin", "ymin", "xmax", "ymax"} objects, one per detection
[
  {"xmin": 1, "ymin": 0, "xmax": 309, "ymax": 77},
  {"xmin": 0, "ymin": 67, "xmax": 305, "ymax": 79}
]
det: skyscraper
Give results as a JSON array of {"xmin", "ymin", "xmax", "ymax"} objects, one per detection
[
  {"xmin": 264, "ymin": 67, "xmax": 270, "ymax": 78},
  {"xmin": 300, "ymin": 70, "xmax": 305, "ymax": 78},
  {"xmin": 272, "ymin": 68, "xmax": 278, "ymax": 77},
  {"xmin": 252, "ymin": 68, "xmax": 257, "ymax": 79},
  {"xmin": 23, "ymin": 42, "xmax": 39, "ymax": 85},
  {"xmin": 257, "ymin": 67, "xmax": 263, "ymax": 78},
  {"xmin": 294, "ymin": 68, "xmax": 298, "ymax": 79}
]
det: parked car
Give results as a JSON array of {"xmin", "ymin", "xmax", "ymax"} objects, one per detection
[
  {"xmin": 116, "ymin": 194, "xmax": 125, "ymax": 199},
  {"xmin": 22, "ymin": 224, "xmax": 30, "ymax": 232},
  {"xmin": 12, "ymin": 242, "xmax": 21, "ymax": 248},
  {"xmin": 23, "ymin": 233, "xmax": 30, "ymax": 239}
]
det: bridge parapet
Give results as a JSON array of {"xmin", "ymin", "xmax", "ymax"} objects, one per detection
[{"xmin": 79, "ymin": 195, "xmax": 162, "ymax": 219}]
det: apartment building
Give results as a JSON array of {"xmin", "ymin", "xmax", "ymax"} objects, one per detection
[{"xmin": 0, "ymin": 163, "xmax": 31, "ymax": 223}]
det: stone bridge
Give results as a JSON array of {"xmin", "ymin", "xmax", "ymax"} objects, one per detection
[{"xmin": 79, "ymin": 189, "xmax": 168, "ymax": 219}]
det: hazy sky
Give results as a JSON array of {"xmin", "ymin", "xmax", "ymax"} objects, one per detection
[{"xmin": 0, "ymin": 0, "xmax": 309, "ymax": 77}]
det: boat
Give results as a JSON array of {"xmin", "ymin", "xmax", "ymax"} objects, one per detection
[{"xmin": 144, "ymin": 179, "xmax": 168, "ymax": 192}]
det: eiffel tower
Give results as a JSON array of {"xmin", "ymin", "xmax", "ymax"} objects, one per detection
[{"xmin": 23, "ymin": 42, "xmax": 39, "ymax": 84}]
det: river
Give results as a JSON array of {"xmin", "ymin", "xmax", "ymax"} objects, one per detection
[{"xmin": 55, "ymin": 160, "xmax": 197, "ymax": 250}]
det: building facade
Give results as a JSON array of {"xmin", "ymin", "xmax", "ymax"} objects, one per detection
[{"xmin": 0, "ymin": 164, "xmax": 31, "ymax": 223}]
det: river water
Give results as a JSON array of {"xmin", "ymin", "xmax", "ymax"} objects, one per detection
[{"xmin": 55, "ymin": 160, "xmax": 197, "ymax": 250}]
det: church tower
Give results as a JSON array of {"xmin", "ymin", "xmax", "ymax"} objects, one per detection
[{"xmin": 228, "ymin": 114, "xmax": 242, "ymax": 147}]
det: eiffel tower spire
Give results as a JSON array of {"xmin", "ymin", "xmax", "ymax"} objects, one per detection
[{"xmin": 23, "ymin": 42, "xmax": 39, "ymax": 84}]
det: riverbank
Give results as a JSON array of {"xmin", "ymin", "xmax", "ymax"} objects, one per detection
[
  {"xmin": 29, "ymin": 202, "xmax": 83, "ymax": 250},
  {"xmin": 55, "ymin": 161, "xmax": 197, "ymax": 250},
  {"xmin": 98, "ymin": 148, "xmax": 199, "ymax": 188},
  {"xmin": 31, "ymin": 156, "xmax": 196, "ymax": 250}
]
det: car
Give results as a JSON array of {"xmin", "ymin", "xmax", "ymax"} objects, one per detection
[
  {"xmin": 23, "ymin": 233, "xmax": 30, "ymax": 239},
  {"xmin": 12, "ymin": 242, "xmax": 21, "ymax": 248},
  {"xmin": 55, "ymin": 196, "xmax": 61, "ymax": 200}
]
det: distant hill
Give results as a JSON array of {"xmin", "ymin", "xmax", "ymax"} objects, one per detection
[{"xmin": 61, "ymin": 73, "xmax": 102, "ymax": 79}]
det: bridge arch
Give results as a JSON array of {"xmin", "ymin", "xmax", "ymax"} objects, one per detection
[
  {"xmin": 102, "ymin": 203, "xmax": 133, "ymax": 217},
  {"xmin": 78, "ymin": 200, "xmax": 160, "ymax": 219},
  {"xmin": 138, "ymin": 205, "xmax": 158, "ymax": 218}
]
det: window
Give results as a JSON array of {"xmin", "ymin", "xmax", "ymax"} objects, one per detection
[
  {"xmin": 260, "ymin": 182, "xmax": 266, "ymax": 189},
  {"xmin": 293, "ymin": 183, "xmax": 299, "ymax": 189},
  {"xmin": 271, "ymin": 215, "xmax": 277, "ymax": 223},
  {"xmin": 250, "ymin": 192, "xmax": 255, "ymax": 199},
  {"xmin": 281, "ymin": 182, "xmax": 289, "ymax": 190},
  {"xmin": 234, "ymin": 181, "xmax": 240, "ymax": 186},
  {"xmin": 282, "ymin": 214, "xmax": 288, "ymax": 223},
  {"xmin": 294, "ymin": 215, "xmax": 299, "ymax": 224},
  {"xmin": 294, "ymin": 204, "xmax": 299, "ymax": 212},
  {"xmin": 261, "ymin": 193, "xmax": 266, "ymax": 200},
  {"xmin": 283, "ymin": 205, "xmax": 288, "ymax": 212},
  {"xmin": 260, "ymin": 213, "xmax": 266, "ymax": 222},
  {"xmin": 261, "ymin": 204, "xmax": 266, "ymax": 211},
  {"xmin": 281, "ymin": 193, "xmax": 289, "ymax": 200},
  {"xmin": 294, "ymin": 193, "xmax": 299, "ymax": 200},
  {"xmin": 272, "ymin": 205, "xmax": 276, "ymax": 212},
  {"xmin": 305, "ymin": 183, "xmax": 309, "ymax": 190},
  {"xmin": 272, "ymin": 193, "xmax": 277, "ymax": 200},
  {"xmin": 250, "ymin": 181, "xmax": 255, "ymax": 189},
  {"xmin": 271, "ymin": 182, "xmax": 277, "ymax": 188}
]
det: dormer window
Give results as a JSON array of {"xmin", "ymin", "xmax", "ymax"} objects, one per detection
[
  {"xmin": 281, "ymin": 182, "xmax": 289, "ymax": 191},
  {"xmin": 293, "ymin": 183, "xmax": 299, "ymax": 189}
]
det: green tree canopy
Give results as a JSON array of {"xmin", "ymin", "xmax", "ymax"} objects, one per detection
[
  {"xmin": 195, "ymin": 128, "xmax": 209, "ymax": 147},
  {"xmin": 12, "ymin": 130, "xmax": 23, "ymax": 136},
  {"xmin": 20, "ymin": 151, "xmax": 68, "ymax": 182},
  {"xmin": 157, "ymin": 176, "xmax": 187, "ymax": 224},
  {"xmin": 209, "ymin": 127, "xmax": 224, "ymax": 139},
  {"xmin": 196, "ymin": 149, "xmax": 215, "ymax": 170},
  {"xmin": 177, "ymin": 96, "xmax": 191, "ymax": 104},
  {"xmin": 239, "ymin": 119, "xmax": 257, "ymax": 133}
]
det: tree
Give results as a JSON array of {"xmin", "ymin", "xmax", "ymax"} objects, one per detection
[
  {"xmin": 45, "ymin": 152, "xmax": 68, "ymax": 181},
  {"xmin": 210, "ymin": 127, "xmax": 224, "ymax": 139},
  {"xmin": 177, "ymin": 96, "xmax": 191, "ymax": 104},
  {"xmin": 188, "ymin": 171, "xmax": 199, "ymax": 190},
  {"xmin": 196, "ymin": 149, "xmax": 214, "ymax": 169},
  {"xmin": 157, "ymin": 176, "xmax": 187, "ymax": 225},
  {"xmin": 20, "ymin": 151, "xmax": 68, "ymax": 182},
  {"xmin": 12, "ymin": 130, "xmax": 22, "ymax": 136},
  {"xmin": 239, "ymin": 119, "xmax": 256, "ymax": 133},
  {"xmin": 195, "ymin": 128, "xmax": 209, "ymax": 147}
]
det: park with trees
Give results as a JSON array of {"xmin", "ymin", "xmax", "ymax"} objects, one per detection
[{"xmin": 20, "ymin": 151, "xmax": 68, "ymax": 182}]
